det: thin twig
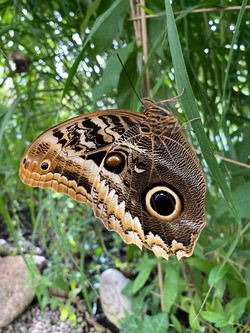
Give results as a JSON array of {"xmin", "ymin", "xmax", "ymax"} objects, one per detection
[
  {"xmin": 157, "ymin": 262, "xmax": 165, "ymax": 312},
  {"xmin": 181, "ymin": 263, "xmax": 193, "ymax": 300},
  {"xmin": 130, "ymin": 6, "xmax": 250, "ymax": 21},
  {"xmin": 195, "ymin": 149, "xmax": 250, "ymax": 169},
  {"xmin": 214, "ymin": 154, "xmax": 250, "ymax": 169}
]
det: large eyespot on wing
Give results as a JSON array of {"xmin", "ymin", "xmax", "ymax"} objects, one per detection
[
  {"xmin": 103, "ymin": 152, "xmax": 126, "ymax": 174},
  {"xmin": 144, "ymin": 185, "xmax": 182, "ymax": 221}
]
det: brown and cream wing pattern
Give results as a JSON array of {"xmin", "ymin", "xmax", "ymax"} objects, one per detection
[
  {"xmin": 19, "ymin": 100, "xmax": 206, "ymax": 260},
  {"xmin": 19, "ymin": 110, "xmax": 145, "ymax": 207}
]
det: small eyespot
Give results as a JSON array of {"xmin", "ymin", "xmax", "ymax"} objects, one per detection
[
  {"xmin": 124, "ymin": 180, "xmax": 130, "ymax": 187},
  {"xmin": 104, "ymin": 152, "xmax": 125, "ymax": 174},
  {"xmin": 144, "ymin": 185, "xmax": 182, "ymax": 221},
  {"xmin": 22, "ymin": 157, "xmax": 30, "ymax": 169},
  {"xmin": 40, "ymin": 160, "xmax": 50, "ymax": 170}
]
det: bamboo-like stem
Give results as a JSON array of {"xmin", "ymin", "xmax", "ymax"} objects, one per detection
[
  {"xmin": 140, "ymin": 0, "xmax": 150, "ymax": 96},
  {"xmin": 129, "ymin": 0, "xmax": 150, "ymax": 96},
  {"xmin": 129, "ymin": 0, "xmax": 141, "ymax": 47}
]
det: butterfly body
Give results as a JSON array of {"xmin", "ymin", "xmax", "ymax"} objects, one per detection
[{"xmin": 19, "ymin": 99, "xmax": 206, "ymax": 260}]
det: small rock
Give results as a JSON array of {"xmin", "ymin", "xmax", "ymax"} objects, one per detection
[
  {"xmin": 0, "ymin": 239, "xmax": 7, "ymax": 246},
  {"xmin": 100, "ymin": 269, "xmax": 132, "ymax": 328},
  {"xmin": 32, "ymin": 255, "xmax": 47, "ymax": 270},
  {"xmin": 0, "ymin": 239, "xmax": 12, "ymax": 256},
  {"xmin": 0, "ymin": 256, "xmax": 35, "ymax": 328},
  {"xmin": 33, "ymin": 247, "xmax": 43, "ymax": 255}
]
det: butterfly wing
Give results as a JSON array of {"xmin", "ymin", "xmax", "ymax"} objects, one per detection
[
  {"xmin": 20, "ymin": 105, "xmax": 206, "ymax": 261},
  {"xmin": 19, "ymin": 110, "xmax": 145, "ymax": 207},
  {"xmin": 92, "ymin": 124, "xmax": 206, "ymax": 260}
]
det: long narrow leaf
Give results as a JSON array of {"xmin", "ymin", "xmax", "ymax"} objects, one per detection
[
  {"xmin": 164, "ymin": 0, "xmax": 244, "ymax": 316},
  {"xmin": 62, "ymin": 0, "xmax": 122, "ymax": 99},
  {"xmin": 164, "ymin": 0, "xmax": 238, "ymax": 220}
]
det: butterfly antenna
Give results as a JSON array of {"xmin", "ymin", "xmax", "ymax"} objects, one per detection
[
  {"xmin": 158, "ymin": 88, "xmax": 185, "ymax": 104},
  {"xmin": 117, "ymin": 53, "xmax": 142, "ymax": 105}
]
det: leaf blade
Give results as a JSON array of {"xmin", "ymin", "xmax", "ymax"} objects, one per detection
[
  {"xmin": 62, "ymin": 0, "xmax": 123, "ymax": 99},
  {"xmin": 164, "ymin": 0, "xmax": 238, "ymax": 220}
]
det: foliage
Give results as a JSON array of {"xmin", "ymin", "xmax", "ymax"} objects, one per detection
[{"xmin": 0, "ymin": 0, "xmax": 250, "ymax": 332}]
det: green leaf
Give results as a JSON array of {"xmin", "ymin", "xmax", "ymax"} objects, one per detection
[
  {"xmin": 60, "ymin": 307, "xmax": 69, "ymax": 321},
  {"xmin": 221, "ymin": 0, "xmax": 249, "ymax": 107},
  {"xmin": 142, "ymin": 314, "xmax": 169, "ymax": 333},
  {"xmin": 205, "ymin": 236, "xmax": 233, "ymax": 253},
  {"xmin": 225, "ymin": 297, "xmax": 249, "ymax": 322},
  {"xmin": 68, "ymin": 311, "xmax": 77, "ymax": 326},
  {"xmin": 120, "ymin": 316, "xmax": 140, "ymax": 333},
  {"xmin": 164, "ymin": 0, "xmax": 244, "ymax": 316},
  {"xmin": 62, "ymin": 0, "xmax": 123, "ymax": 99},
  {"xmin": 54, "ymin": 277, "xmax": 69, "ymax": 292},
  {"xmin": 80, "ymin": 0, "xmax": 102, "ymax": 39},
  {"xmin": 188, "ymin": 257, "xmax": 214, "ymax": 274},
  {"xmin": 164, "ymin": 0, "xmax": 238, "ymax": 220},
  {"xmin": 170, "ymin": 314, "xmax": 184, "ymax": 333},
  {"xmin": 208, "ymin": 265, "xmax": 228, "ymax": 286},
  {"xmin": 226, "ymin": 329, "xmax": 238, "ymax": 333},
  {"xmin": 163, "ymin": 263, "xmax": 180, "ymax": 312},
  {"xmin": 92, "ymin": 0, "xmax": 129, "ymax": 51},
  {"xmin": 201, "ymin": 311, "xmax": 229, "ymax": 328},
  {"xmin": 189, "ymin": 302, "xmax": 202, "ymax": 331},
  {"xmin": 246, "ymin": 264, "xmax": 250, "ymax": 297},
  {"xmin": 0, "ymin": 95, "xmax": 23, "ymax": 146},
  {"xmin": 92, "ymin": 42, "xmax": 135, "ymax": 102},
  {"xmin": 233, "ymin": 182, "xmax": 250, "ymax": 218},
  {"xmin": 133, "ymin": 258, "xmax": 155, "ymax": 294}
]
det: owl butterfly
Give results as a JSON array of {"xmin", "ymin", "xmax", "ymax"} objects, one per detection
[{"xmin": 19, "ymin": 98, "xmax": 206, "ymax": 260}]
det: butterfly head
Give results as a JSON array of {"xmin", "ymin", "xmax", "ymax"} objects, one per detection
[{"xmin": 141, "ymin": 98, "xmax": 179, "ymax": 135}]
